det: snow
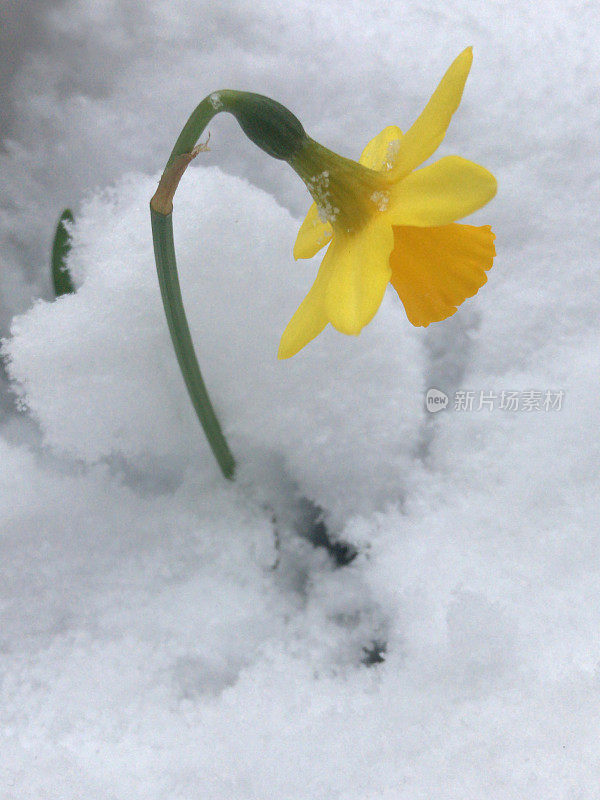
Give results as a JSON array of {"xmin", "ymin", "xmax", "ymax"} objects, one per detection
[
  {"xmin": 1, "ymin": 1, "xmax": 600, "ymax": 797},
  {"xmin": 4, "ymin": 167, "xmax": 425, "ymax": 525}
]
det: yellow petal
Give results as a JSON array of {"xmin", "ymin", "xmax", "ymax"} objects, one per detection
[
  {"xmin": 278, "ymin": 253, "xmax": 332, "ymax": 359},
  {"xmin": 387, "ymin": 156, "xmax": 497, "ymax": 227},
  {"xmin": 358, "ymin": 125, "xmax": 404, "ymax": 171},
  {"xmin": 389, "ymin": 223, "xmax": 495, "ymax": 326},
  {"xmin": 324, "ymin": 221, "xmax": 393, "ymax": 335},
  {"xmin": 391, "ymin": 47, "xmax": 473, "ymax": 177},
  {"xmin": 293, "ymin": 201, "xmax": 333, "ymax": 260}
]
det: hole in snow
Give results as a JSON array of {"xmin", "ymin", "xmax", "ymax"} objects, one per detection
[
  {"xmin": 361, "ymin": 639, "xmax": 387, "ymax": 666},
  {"xmin": 295, "ymin": 497, "xmax": 358, "ymax": 567}
]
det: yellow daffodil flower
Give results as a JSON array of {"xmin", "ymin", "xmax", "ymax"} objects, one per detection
[{"xmin": 278, "ymin": 47, "xmax": 497, "ymax": 359}]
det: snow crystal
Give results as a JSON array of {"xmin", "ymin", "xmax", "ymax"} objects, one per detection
[
  {"xmin": 370, "ymin": 189, "xmax": 390, "ymax": 211},
  {"xmin": 306, "ymin": 170, "xmax": 340, "ymax": 224},
  {"xmin": 383, "ymin": 139, "xmax": 401, "ymax": 170},
  {"xmin": 209, "ymin": 91, "xmax": 223, "ymax": 110}
]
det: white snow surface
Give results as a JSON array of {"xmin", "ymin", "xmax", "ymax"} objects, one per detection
[{"xmin": 1, "ymin": 1, "xmax": 600, "ymax": 798}]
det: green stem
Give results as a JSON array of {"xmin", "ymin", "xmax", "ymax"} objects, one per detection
[
  {"xmin": 150, "ymin": 90, "xmax": 305, "ymax": 478},
  {"xmin": 150, "ymin": 95, "xmax": 235, "ymax": 479},
  {"xmin": 165, "ymin": 94, "xmax": 222, "ymax": 168},
  {"xmin": 150, "ymin": 206, "xmax": 235, "ymax": 479}
]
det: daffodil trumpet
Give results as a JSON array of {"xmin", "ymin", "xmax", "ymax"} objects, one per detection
[{"xmin": 150, "ymin": 47, "xmax": 496, "ymax": 477}]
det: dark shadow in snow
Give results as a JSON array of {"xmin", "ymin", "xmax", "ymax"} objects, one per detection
[
  {"xmin": 361, "ymin": 640, "xmax": 387, "ymax": 666},
  {"xmin": 295, "ymin": 496, "xmax": 357, "ymax": 567}
]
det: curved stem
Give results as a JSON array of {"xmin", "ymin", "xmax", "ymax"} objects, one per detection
[
  {"xmin": 151, "ymin": 207, "xmax": 235, "ymax": 479},
  {"xmin": 150, "ymin": 90, "xmax": 306, "ymax": 479},
  {"xmin": 150, "ymin": 94, "xmax": 235, "ymax": 479}
]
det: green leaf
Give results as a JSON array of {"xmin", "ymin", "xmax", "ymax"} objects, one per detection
[{"xmin": 51, "ymin": 209, "xmax": 75, "ymax": 297}]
